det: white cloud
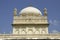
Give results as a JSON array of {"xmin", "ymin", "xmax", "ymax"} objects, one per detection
[
  {"xmin": 50, "ymin": 30, "xmax": 60, "ymax": 34},
  {"xmin": 52, "ymin": 30, "xmax": 59, "ymax": 33},
  {"xmin": 53, "ymin": 20, "xmax": 58, "ymax": 25},
  {"xmin": 49, "ymin": 20, "xmax": 53, "ymax": 24},
  {"xmin": 49, "ymin": 20, "xmax": 60, "ymax": 26}
]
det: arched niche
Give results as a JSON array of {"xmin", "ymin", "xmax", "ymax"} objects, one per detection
[
  {"xmin": 28, "ymin": 29, "xmax": 33, "ymax": 34},
  {"xmin": 21, "ymin": 29, "xmax": 26, "ymax": 34},
  {"xmin": 15, "ymin": 29, "xmax": 19, "ymax": 34},
  {"xmin": 35, "ymin": 30, "xmax": 40, "ymax": 34}
]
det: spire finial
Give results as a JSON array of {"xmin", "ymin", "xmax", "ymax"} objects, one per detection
[
  {"xmin": 14, "ymin": 8, "xmax": 17, "ymax": 16},
  {"xmin": 44, "ymin": 8, "xmax": 47, "ymax": 16}
]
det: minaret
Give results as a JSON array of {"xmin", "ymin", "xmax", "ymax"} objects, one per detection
[
  {"xmin": 44, "ymin": 8, "xmax": 47, "ymax": 16},
  {"xmin": 13, "ymin": 8, "xmax": 17, "ymax": 16}
]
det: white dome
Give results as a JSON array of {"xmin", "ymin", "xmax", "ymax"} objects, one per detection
[{"xmin": 19, "ymin": 6, "xmax": 42, "ymax": 15}]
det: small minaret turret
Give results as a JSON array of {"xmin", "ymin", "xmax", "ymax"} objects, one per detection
[
  {"xmin": 44, "ymin": 8, "xmax": 47, "ymax": 16},
  {"xmin": 14, "ymin": 8, "xmax": 17, "ymax": 16}
]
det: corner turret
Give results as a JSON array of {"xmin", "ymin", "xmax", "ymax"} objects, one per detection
[
  {"xmin": 13, "ymin": 8, "xmax": 17, "ymax": 16},
  {"xmin": 44, "ymin": 8, "xmax": 47, "ymax": 16}
]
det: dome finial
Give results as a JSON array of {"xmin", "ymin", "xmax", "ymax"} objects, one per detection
[
  {"xmin": 29, "ymin": 5, "xmax": 32, "ymax": 6},
  {"xmin": 44, "ymin": 8, "xmax": 47, "ymax": 16},
  {"xmin": 29, "ymin": 4, "xmax": 33, "ymax": 7},
  {"xmin": 14, "ymin": 8, "xmax": 17, "ymax": 16}
]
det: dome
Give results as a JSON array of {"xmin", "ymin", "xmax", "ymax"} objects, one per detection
[{"xmin": 19, "ymin": 6, "xmax": 42, "ymax": 15}]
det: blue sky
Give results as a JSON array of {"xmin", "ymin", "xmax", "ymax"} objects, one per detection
[{"xmin": 0, "ymin": 0, "xmax": 60, "ymax": 34}]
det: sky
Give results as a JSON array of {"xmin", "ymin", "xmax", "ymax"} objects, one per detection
[{"xmin": 0, "ymin": 0, "xmax": 60, "ymax": 34}]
